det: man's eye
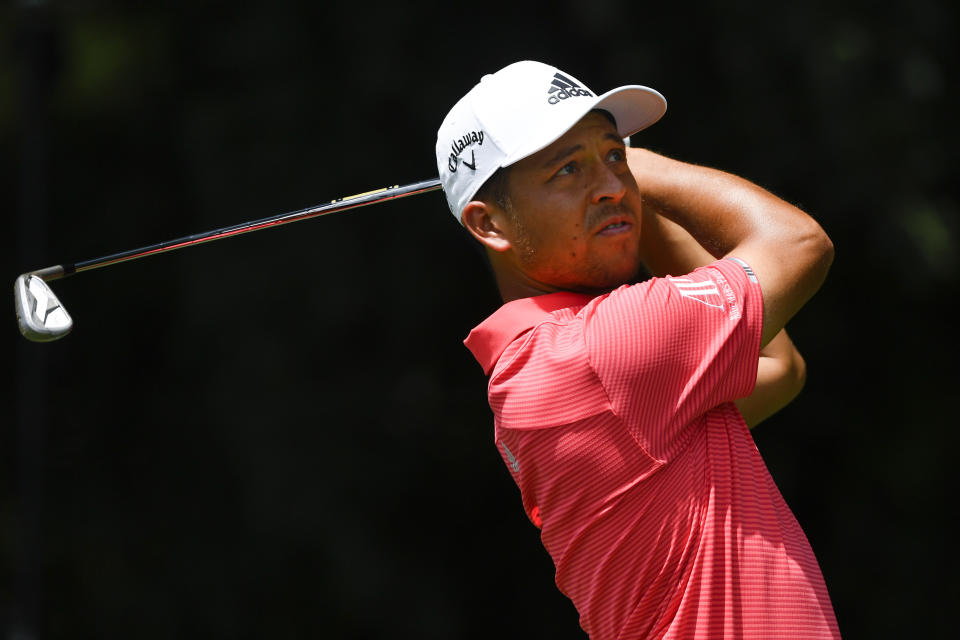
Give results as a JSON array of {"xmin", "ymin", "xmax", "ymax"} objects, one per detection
[
  {"xmin": 608, "ymin": 148, "xmax": 626, "ymax": 162},
  {"xmin": 556, "ymin": 162, "xmax": 577, "ymax": 177}
]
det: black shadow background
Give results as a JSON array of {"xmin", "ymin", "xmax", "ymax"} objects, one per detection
[{"xmin": 2, "ymin": 1, "xmax": 956, "ymax": 638}]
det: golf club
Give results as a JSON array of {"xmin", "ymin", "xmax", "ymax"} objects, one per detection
[{"xmin": 14, "ymin": 177, "xmax": 443, "ymax": 342}]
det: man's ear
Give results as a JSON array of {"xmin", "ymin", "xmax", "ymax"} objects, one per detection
[{"xmin": 462, "ymin": 201, "xmax": 512, "ymax": 252}]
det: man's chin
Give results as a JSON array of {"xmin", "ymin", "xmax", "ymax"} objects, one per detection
[{"xmin": 573, "ymin": 266, "xmax": 644, "ymax": 295}]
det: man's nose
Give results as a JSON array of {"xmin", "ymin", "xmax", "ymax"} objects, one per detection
[{"xmin": 590, "ymin": 162, "xmax": 626, "ymax": 205}]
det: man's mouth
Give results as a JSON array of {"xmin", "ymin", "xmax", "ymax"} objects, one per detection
[
  {"xmin": 596, "ymin": 218, "xmax": 632, "ymax": 236},
  {"xmin": 589, "ymin": 204, "xmax": 636, "ymax": 236}
]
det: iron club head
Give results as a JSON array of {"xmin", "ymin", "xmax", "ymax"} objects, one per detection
[{"xmin": 14, "ymin": 274, "xmax": 73, "ymax": 342}]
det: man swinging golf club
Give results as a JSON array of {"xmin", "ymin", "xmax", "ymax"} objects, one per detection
[{"xmin": 437, "ymin": 60, "xmax": 840, "ymax": 639}]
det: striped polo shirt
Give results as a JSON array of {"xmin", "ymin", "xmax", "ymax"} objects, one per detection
[{"xmin": 465, "ymin": 258, "xmax": 840, "ymax": 639}]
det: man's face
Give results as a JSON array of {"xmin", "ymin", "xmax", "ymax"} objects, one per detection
[{"xmin": 500, "ymin": 111, "xmax": 643, "ymax": 294}]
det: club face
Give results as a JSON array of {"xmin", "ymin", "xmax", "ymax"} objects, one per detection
[{"xmin": 14, "ymin": 274, "xmax": 73, "ymax": 342}]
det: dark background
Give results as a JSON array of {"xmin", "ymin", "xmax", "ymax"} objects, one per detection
[{"xmin": 2, "ymin": 1, "xmax": 956, "ymax": 638}]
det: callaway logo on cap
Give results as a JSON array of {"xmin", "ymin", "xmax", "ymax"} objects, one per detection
[{"xmin": 435, "ymin": 60, "xmax": 667, "ymax": 224}]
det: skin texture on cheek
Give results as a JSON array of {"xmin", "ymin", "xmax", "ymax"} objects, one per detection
[{"xmin": 508, "ymin": 208, "xmax": 536, "ymax": 264}]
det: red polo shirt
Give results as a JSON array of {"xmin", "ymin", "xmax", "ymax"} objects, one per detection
[{"xmin": 465, "ymin": 258, "xmax": 840, "ymax": 639}]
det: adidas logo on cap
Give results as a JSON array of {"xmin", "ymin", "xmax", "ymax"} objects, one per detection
[{"xmin": 546, "ymin": 72, "xmax": 594, "ymax": 104}]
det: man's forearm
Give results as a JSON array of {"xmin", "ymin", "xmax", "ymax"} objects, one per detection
[
  {"xmin": 735, "ymin": 330, "xmax": 807, "ymax": 428},
  {"xmin": 628, "ymin": 147, "xmax": 786, "ymax": 255}
]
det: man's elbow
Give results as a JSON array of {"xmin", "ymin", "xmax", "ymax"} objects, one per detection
[
  {"xmin": 786, "ymin": 348, "xmax": 808, "ymax": 402},
  {"xmin": 800, "ymin": 220, "xmax": 835, "ymax": 287}
]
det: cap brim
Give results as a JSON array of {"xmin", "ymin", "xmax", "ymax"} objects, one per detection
[
  {"xmin": 594, "ymin": 85, "xmax": 668, "ymax": 138},
  {"xmin": 502, "ymin": 84, "xmax": 667, "ymax": 168}
]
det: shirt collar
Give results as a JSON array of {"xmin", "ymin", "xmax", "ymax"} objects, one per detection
[{"xmin": 464, "ymin": 291, "xmax": 592, "ymax": 376}]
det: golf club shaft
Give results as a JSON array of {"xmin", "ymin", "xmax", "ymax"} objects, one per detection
[{"xmin": 26, "ymin": 178, "xmax": 442, "ymax": 282}]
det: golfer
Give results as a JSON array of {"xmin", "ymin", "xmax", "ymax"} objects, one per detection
[{"xmin": 436, "ymin": 61, "xmax": 840, "ymax": 639}]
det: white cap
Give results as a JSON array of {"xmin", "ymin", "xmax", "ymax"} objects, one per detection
[{"xmin": 435, "ymin": 60, "xmax": 667, "ymax": 223}]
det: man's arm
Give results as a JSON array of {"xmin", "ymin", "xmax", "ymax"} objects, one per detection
[
  {"xmin": 734, "ymin": 330, "xmax": 806, "ymax": 428},
  {"xmin": 636, "ymin": 198, "xmax": 807, "ymax": 428},
  {"xmin": 628, "ymin": 148, "xmax": 834, "ymax": 348}
]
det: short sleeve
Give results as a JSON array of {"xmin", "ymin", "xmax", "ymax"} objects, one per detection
[{"xmin": 582, "ymin": 258, "xmax": 763, "ymax": 459}]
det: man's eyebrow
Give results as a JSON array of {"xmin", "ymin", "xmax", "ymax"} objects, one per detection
[
  {"xmin": 540, "ymin": 133, "xmax": 625, "ymax": 169},
  {"xmin": 541, "ymin": 144, "xmax": 583, "ymax": 169}
]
